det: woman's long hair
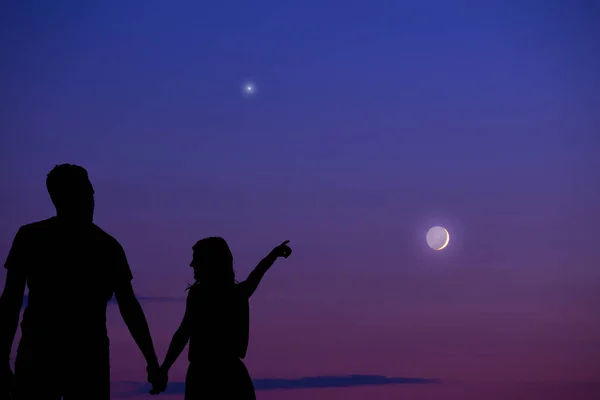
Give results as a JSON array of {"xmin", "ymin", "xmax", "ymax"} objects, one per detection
[{"xmin": 187, "ymin": 236, "xmax": 236, "ymax": 290}]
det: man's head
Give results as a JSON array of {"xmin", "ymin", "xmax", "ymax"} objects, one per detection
[{"xmin": 46, "ymin": 164, "xmax": 95, "ymax": 223}]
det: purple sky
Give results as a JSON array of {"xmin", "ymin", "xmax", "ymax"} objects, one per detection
[{"xmin": 2, "ymin": 1, "xmax": 599, "ymax": 399}]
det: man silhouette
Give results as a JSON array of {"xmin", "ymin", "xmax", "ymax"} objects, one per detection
[{"xmin": 0, "ymin": 164, "xmax": 165, "ymax": 399}]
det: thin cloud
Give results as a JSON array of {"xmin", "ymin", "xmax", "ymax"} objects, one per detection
[
  {"xmin": 20, "ymin": 294, "xmax": 183, "ymax": 308},
  {"xmin": 116, "ymin": 374, "xmax": 441, "ymax": 396},
  {"xmin": 108, "ymin": 296, "xmax": 184, "ymax": 304}
]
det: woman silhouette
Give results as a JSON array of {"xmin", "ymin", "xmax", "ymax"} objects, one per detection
[{"xmin": 154, "ymin": 237, "xmax": 292, "ymax": 399}]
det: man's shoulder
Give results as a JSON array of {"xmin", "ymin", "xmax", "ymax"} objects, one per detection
[
  {"xmin": 91, "ymin": 224, "xmax": 123, "ymax": 250},
  {"xmin": 17, "ymin": 217, "xmax": 57, "ymax": 237},
  {"xmin": 17, "ymin": 220, "xmax": 121, "ymax": 249},
  {"xmin": 21, "ymin": 217, "xmax": 56, "ymax": 229}
]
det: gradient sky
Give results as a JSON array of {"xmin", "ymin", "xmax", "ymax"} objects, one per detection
[{"xmin": 1, "ymin": 1, "xmax": 599, "ymax": 399}]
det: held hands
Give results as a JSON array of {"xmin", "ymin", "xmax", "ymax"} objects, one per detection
[
  {"xmin": 147, "ymin": 363, "xmax": 168, "ymax": 395},
  {"xmin": 272, "ymin": 240, "xmax": 292, "ymax": 259}
]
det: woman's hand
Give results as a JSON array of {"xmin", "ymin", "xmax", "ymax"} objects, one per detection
[{"xmin": 272, "ymin": 240, "xmax": 292, "ymax": 259}]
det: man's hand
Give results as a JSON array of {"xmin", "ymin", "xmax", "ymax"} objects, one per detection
[
  {"xmin": 0, "ymin": 361, "xmax": 15, "ymax": 399},
  {"xmin": 147, "ymin": 364, "xmax": 167, "ymax": 395}
]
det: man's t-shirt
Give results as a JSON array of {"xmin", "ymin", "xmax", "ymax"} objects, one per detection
[{"xmin": 4, "ymin": 217, "xmax": 133, "ymax": 362}]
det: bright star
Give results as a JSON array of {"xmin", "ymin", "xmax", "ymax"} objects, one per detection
[{"xmin": 242, "ymin": 81, "xmax": 256, "ymax": 97}]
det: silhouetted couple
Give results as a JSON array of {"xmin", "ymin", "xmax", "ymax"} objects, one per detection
[{"xmin": 0, "ymin": 164, "xmax": 292, "ymax": 399}]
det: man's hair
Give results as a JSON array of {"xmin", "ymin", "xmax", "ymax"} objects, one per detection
[{"xmin": 46, "ymin": 164, "xmax": 90, "ymax": 207}]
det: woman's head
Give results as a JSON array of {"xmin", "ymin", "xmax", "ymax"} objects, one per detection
[{"xmin": 190, "ymin": 237, "xmax": 235, "ymax": 285}]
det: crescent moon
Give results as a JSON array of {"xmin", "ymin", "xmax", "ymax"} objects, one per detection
[{"xmin": 436, "ymin": 228, "xmax": 450, "ymax": 250}]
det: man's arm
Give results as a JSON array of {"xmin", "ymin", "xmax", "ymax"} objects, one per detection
[
  {"xmin": 1, "ymin": 227, "xmax": 28, "ymax": 362},
  {"xmin": 114, "ymin": 282, "xmax": 160, "ymax": 370},
  {"xmin": 0, "ymin": 269, "xmax": 26, "ymax": 361},
  {"xmin": 110, "ymin": 240, "xmax": 160, "ymax": 372},
  {"xmin": 1, "ymin": 227, "xmax": 28, "ymax": 395}
]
